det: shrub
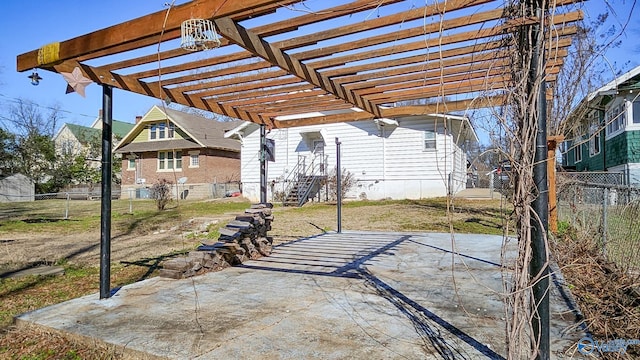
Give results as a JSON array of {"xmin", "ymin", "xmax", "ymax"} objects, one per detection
[
  {"xmin": 150, "ymin": 179, "xmax": 172, "ymax": 210},
  {"xmin": 325, "ymin": 167, "xmax": 356, "ymax": 201}
]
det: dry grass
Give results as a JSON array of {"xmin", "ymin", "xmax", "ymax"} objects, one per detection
[{"xmin": 552, "ymin": 227, "xmax": 640, "ymax": 358}]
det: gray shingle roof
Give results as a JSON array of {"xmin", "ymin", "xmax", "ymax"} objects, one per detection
[{"xmin": 115, "ymin": 107, "xmax": 242, "ymax": 153}]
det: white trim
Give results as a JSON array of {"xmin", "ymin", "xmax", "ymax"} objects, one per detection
[{"xmin": 588, "ymin": 64, "xmax": 640, "ymax": 102}]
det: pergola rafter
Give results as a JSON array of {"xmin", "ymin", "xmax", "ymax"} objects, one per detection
[{"xmin": 17, "ymin": 0, "xmax": 584, "ymax": 127}]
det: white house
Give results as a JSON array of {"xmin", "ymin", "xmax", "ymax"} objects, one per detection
[{"xmin": 226, "ymin": 113, "xmax": 477, "ymax": 203}]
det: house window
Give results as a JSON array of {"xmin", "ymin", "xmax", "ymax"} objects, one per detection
[
  {"xmin": 312, "ymin": 140, "xmax": 325, "ymax": 154},
  {"xmin": 589, "ymin": 112, "xmax": 600, "ymax": 156},
  {"xmin": 61, "ymin": 140, "xmax": 74, "ymax": 156},
  {"xmin": 423, "ymin": 130, "xmax": 436, "ymax": 150},
  {"xmin": 190, "ymin": 154, "xmax": 200, "ymax": 167},
  {"xmin": 633, "ymin": 100, "xmax": 640, "ymax": 124},
  {"xmin": 127, "ymin": 157, "xmax": 136, "ymax": 170},
  {"xmin": 158, "ymin": 150, "xmax": 182, "ymax": 170},
  {"xmin": 574, "ymin": 142, "xmax": 582, "ymax": 163},
  {"xmin": 158, "ymin": 123, "xmax": 166, "ymax": 139},
  {"xmin": 150, "ymin": 122, "xmax": 175, "ymax": 140},
  {"xmin": 607, "ymin": 103, "xmax": 626, "ymax": 135},
  {"xmin": 158, "ymin": 151, "xmax": 165, "ymax": 169},
  {"xmin": 589, "ymin": 127, "xmax": 601, "ymax": 156}
]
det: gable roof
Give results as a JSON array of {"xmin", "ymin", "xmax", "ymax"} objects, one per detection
[
  {"xmin": 64, "ymin": 124, "xmax": 100, "ymax": 145},
  {"xmin": 55, "ymin": 118, "xmax": 134, "ymax": 144},
  {"xmin": 111, "ymin": 120, "xmax": 136, "ymax": 139},
  {"xmin": 115, "ymin": 106, "xmax": 242, "ymax": 153},
  {"xmin": 588, "ymin": 64, "xmax": 640, "ymax": 102}
]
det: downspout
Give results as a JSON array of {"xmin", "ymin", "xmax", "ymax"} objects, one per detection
[{"xmin": 382, "ymin": 126, "xmax": 386, "ymax": 198}]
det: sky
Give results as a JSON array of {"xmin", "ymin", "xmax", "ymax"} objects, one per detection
[{"xmin": 0, "ymin": 0, "xmax": 638, "ymax": 135}]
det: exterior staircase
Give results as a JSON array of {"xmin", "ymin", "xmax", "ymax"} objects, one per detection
[{"xmin": 282, "ymin": 154, "xmax": 327, "ymax": 207}]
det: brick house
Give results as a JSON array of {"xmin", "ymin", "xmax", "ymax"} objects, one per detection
[{"xmin": 115, "ymin": 106, "xmax": 242, "ymax": 199}]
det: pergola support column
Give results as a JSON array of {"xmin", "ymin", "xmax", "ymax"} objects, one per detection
[
  {"xmin": 529, "ymin": 3, "xmax": 550, "ymax": 358},
  {"xmin": 100, "ymin": 85, "xmax": 113, "ymax": 300},
  {"xmin": 260, "ymin": 124, "xmax": 267, "ymax": 204}
]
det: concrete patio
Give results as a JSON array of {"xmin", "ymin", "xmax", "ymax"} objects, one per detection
[{"xmin": 16, "ymin": 231, "xmax": 584, "ymax": 359}]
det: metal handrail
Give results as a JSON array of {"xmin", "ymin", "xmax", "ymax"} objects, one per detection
[{"xmin": 282, "ymin": 153, "xmax": 327, "ymax": 206}]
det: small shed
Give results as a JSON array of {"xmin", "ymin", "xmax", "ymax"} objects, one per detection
[{"xmin": 0, "ymin": 174, "xmax": 35, "ymax": 202}]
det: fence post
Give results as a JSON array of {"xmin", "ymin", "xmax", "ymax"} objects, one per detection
[
  {"xmin": 602, "ymin": 187, "xmax": 608, "ymax": 258},
  {"xmin": 65, "ymin": 192, "xmax": 70, "ymax": 219},
  {"xmin": 335, "ymin": 137, "xmax": 342, "ymax": 234},
  {"xmin": 129, "ymin": 189, "xmax": 133, "ymax": 214}
]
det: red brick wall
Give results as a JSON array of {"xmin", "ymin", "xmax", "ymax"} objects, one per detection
[{"xmin": 120, "ymin": 149, "xmax": 240, "ymax": 186}]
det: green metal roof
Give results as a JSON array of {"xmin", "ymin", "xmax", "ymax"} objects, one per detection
[
  {"xmin": 65, "ymin": 124, "xmax": 100, "ymax": 145},
  {"xmin": 65, "ymin": 120, "xmax": 134, "ymax": 144},
  {"xmin": 111, "ymin": 120, "xmax": 135, "ymax": 139}
]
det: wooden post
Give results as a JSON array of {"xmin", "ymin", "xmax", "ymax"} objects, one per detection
[{"xmin": 547, "ymin": 136, "xmax": 563, "ymax": 233}]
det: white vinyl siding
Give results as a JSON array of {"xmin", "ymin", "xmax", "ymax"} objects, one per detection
[{"xmin": 238, "ymin": 116, "xmax": 469, "ymax": 201}]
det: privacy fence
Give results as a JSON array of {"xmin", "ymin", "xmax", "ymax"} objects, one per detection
[{"xmin": 557, "ymin": 172, "xmax": 640, "ymax": 274}]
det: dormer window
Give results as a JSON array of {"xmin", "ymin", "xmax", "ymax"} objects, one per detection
[{"xmin": 150, "ymin": 122, "xmax": 175, "ymax": 140}]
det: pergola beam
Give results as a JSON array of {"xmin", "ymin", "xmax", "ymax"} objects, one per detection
[
  {"xmin": 214, "ymin": 17, "xmax": 381, "ymax": 116},
  {"xmin": 272, "ymin": 96, "xmax": 506, "ymax": 128},
  {"xmin": 16, "ymin": 0, "xmax": 300, "ymax": 71}
]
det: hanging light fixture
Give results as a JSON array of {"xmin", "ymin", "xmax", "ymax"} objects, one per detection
[
  {"xmin": 28, "ymin": 69, "xmax": 42, "ymax": 86},
  {"xmin": 180, "ymin": 18, "xmax": 221, "ymax": 51}
]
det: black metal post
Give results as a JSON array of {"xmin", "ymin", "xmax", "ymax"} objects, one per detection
[
  {"xmin": 260, "ymin": 124, "xmax": 267, "ymax": 204},
  {"xmin": 335, "ymin": 137, "xmax": 342, "ymax": 233},
  {"xmin": 100, "ymin": 85, "xmax": 113, "ymax": 299},
  {"xmin": 529, "ymin": 3, "xmax": 550, "ymax": 358}
]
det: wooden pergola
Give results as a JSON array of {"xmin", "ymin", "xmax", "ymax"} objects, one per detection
[
  {"xmin": 17, "ymin": 0, "xmax": 582, "ymax": 128},
  {"xmin": 17, "ymin": 2, "xmax": 581, "ymax": 355}
]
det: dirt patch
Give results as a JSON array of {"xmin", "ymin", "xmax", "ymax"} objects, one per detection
[{"xmin": 0, "ymin": 217, "xmax": 231, "ymax": 275}]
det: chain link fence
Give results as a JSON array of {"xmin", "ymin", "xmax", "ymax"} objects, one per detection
[
  {"xmin": 557, "ymin": 171, "xmax": 640, "ymax": 274},
  {"xmin": 0, "ymin": 191, "xmax": 146, "ymax": 221},
  {"xmin": 0, "ymin": 182, "xmax": 243, "ymax": 222}
]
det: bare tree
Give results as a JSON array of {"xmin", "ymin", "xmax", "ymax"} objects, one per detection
[
  {"xmin": 4, "ymin": 99, "xmax": 63, "ymax": 190},
  {"xmin": 548, "ymin": 13, "xmax": 617, "ymax": 138}
]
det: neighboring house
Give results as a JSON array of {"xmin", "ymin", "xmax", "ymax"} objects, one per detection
[
  {"xmin": 54, "ymin": 111, "xmax": 135, "ymax": 161},
  {"xmin": 226, "ymin": 113, "xmax": 477, "ymax": 204},
  {"xmin": 0, "ymin": 173, "xmax": 34, "ymax": 202},
  {"xmin": 115, "ymin": 106, "xmax": 242, "ymax": 199},
  {"xmin": 561, "ymin": 65, "xmax": 640, "ymax": 185}
]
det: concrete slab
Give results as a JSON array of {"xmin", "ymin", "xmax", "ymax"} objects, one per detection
[{"xmin": 16, "ymin": 232, "xmax": 584, "ymax": 359}]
